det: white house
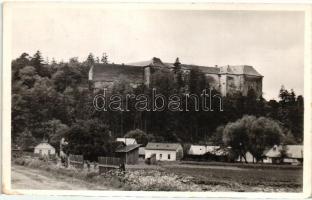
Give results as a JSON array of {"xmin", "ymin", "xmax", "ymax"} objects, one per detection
[
  {"xmin": 34, "ymin": 142, "xmax": 56, "ymax": 156},
  {"xmin": 188, "ymin": 145, "xmax": 206, "ymax": 155},
  {"xmin": 116, "ymin": 138, "xmax": 137, "ymax": 146},
  {"xmin": 145, "ymin": 143, "xmax": 183, "ymax": 161},
  {"xmin": 264, "ymin": 145, "xmax": 303, "ymax": 164},
  {"xmin": 188, "ymin": 145, "xmax": 226, "ymax": 156}
]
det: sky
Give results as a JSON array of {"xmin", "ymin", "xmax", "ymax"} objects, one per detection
[{"xmin": 10, "ymin": 4, "xmax": 305, "ymax": 100}]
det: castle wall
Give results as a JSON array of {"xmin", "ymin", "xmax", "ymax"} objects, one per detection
[
  {"xmin": 205, "ymin": 74, "xmax": 220, "ymax": 91},
  {"xmin": 242, "ymin": 75, "xmax": 263, "ymax": 98},
  {"xmin": 144, "ymin": 67, "xmax": 151, "ymax": 87},
  {"xmin": 226, "ymin": 75, "xmax": 245, "ymax": 96},
  {"xmin": 90, "ymin": 62, "xmax": 262, "ymax": 98},
  {"xmin": 219, "ymin": 74, "xmax": 227, "ymax": 96}
]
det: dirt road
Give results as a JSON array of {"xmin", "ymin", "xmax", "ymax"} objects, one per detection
[{"xmin": 12, "ymin": 165, "xmax": 111, "ymax": 190}]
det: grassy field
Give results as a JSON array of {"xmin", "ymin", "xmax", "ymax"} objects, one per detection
[{"xmin": 163, "ymin": 164, "xmax": 302, "ymax": 192}]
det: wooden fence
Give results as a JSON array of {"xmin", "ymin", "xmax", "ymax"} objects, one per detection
[
  {"xmin": 98, "ymin": 156, "xmax": 123, "ymax": 174},
  {"xmin": 69, "ymin": 154, "xmax": 84, "ymax": 169}
]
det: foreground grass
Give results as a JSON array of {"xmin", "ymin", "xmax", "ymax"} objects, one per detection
[
  {"xmin": 12, "ymin": 157, "xmax": 303, "ymax": 192},
  {"xmin": 164, "ymin": 165, "xmax": 303, "ymax": 192}
]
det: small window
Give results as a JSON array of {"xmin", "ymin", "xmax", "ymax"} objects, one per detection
[
  {"xmin": 168, "ymin": 154, "xmax": 171, "ymax": 160},
  {"xmin": 48, "ymin": 150, "xmax": 51, "ymax": 155},
  {"xmin": 159, "ymin": 154, "xmax": 162, "ymax": 159},
  {"xmin": 39, "ymin": 150, "xmax": 42, "ymax": 154}
]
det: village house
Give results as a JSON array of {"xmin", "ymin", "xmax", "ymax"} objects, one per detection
[
  {"xmin": 145, "ymin": 143, "xmax": 183, "ymax": 161},
  {"xmin": 264, "ymin": 145, "xmax": 303, "ymax": 165},
  {"xmin": 115, "ymin": 144, "xmax": 141, "ymax": 165},
  {"xmin": 34, "ymin": 142, "xmax": 56, "ymax": 156},
  {"xmin": 89, "ymin": 57, "xmax": 263, "ymax": 98},
  {"xmin": 116, "ymin": 138, "xmax": 137, "ymax": 146},
  {"xmin": 188, "ymin": 145, "xmax": 207, "ymax": 155}
]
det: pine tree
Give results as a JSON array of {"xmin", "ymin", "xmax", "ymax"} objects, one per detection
[
  {"xmin": 86, "ymin": 53, "xmax": 95, "ymax": 65},
  {"xmin": 101, "ymin": 53, "xmax": 108, "ymax": 64},
  {"xmin": 31, "ymin": 50, "xmax": 48, "ymax": 77}
]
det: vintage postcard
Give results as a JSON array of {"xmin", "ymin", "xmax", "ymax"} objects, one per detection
[{"xmin": 1, "ymin": 2, "xmax": 312, "ymax": 198}]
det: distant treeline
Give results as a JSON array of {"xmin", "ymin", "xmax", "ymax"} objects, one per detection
[{"xmin": 12, "ymin": 51, "xmax": 303, "ymax": 161}]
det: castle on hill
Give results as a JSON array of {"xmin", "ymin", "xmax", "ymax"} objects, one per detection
[{"xmin": 88, "ymin": 57, "xmax": 263, "ymax": 98}]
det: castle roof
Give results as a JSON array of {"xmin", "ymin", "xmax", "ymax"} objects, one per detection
[
  {"xmin": 91, "ymin": 58, "xmax": 262, "ymax": 83},
  {"xmin": 225, "ymin": 65, "xmax": 263, "ymax": 77},
  {"xmin": 127, "ymin": 57, "xmax": 171, "ymax": 69},
  {"xmin": 128, "ymin": 57, "xmax": 262, "ymax": 76},
  {"xmin": 92, "ymin": 63, "xmax": 144, "ymax": 83}
]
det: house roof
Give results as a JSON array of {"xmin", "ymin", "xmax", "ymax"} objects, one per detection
[
  {"xmin": 34, "ymin": 142, "xmax": 55, "ymax": 150},
  {"xmin": 115, "ymin": 144, "xmax": 141, "ymax": 153},
  {"xmin": 188, "ymin": 145, "xmax": 206, "ymax": 155},
  {"xmin": 116, "ymin": 138, "xmax": 137, "ymax": 146},
  {"xmin": 145, "ymin": 143, "xmax": 182, "ymax": 151},
  {"xmin": 206, "ymin": 146, "xmax": 230, "ymax": 156},
  {"xmin": 265, "ymin": 145, "xmax": 303, "ymax": 159},
  {"xmin": 188, "ymin": 145, "xmax": 229, "ymax": 156},
  {"xmin": 92, "ymin": 63, "xmax": 144, "ymax": 83}
]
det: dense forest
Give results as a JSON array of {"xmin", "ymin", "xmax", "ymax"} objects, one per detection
[{"xmin": 12, "ymin": 51, "xmax": 304, "ymax": 161}]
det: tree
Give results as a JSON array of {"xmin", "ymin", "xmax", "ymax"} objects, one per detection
[
  {"xmin": 124, "ymin": 129, "xmax": 149, "ymax": 146},
  {"xmin": 31, "ymin": 50, "xmax": 49, "ymax": 77},
  {"xmin": 64, "ymin": 119, "xmax": 113, "ymax": 161},
  {"xmin": 188, "ymin": 66, "xmax": 207, "ymax": 94},
  {"xmin": 86, "ymin": 53, "xmax": 95, "ymax": 65},
  {"xmin": 248, "ymin": 117, "xmax": 283, "ymax": 162},
  {"xmin": 101, "ymin": 53, "xmax": 109, "ymax": 64},
  {"xmin": 222, "ymin": 115, "xmax": 284, "ymax": 163},
  {"xmin": 18, "ymin": 66, "xmax": 39, "ymax": 88},
  {"xmin": 279, "ymin": 145, "xmax": 288, "ymax": 164},
  {"xmin": 15, "ymin": 128, "xmax": 37, "ymax": 151},
  {"xmin": 222, "ymin": 115, "xmax": 254, "ymax": 163},
  {"xmin": 211, "ymin": 125, "xmax": 225, "ymax": 145},
  {"xmin": 173, "ymin": 57, "xmax": 184, "ymax": 90},
  {"xmin": 12, "ymin": 53, "xmax": 31, "ymax": 81},
  {"xmin": 43, "ymin": 119, "xmax": 70, "ymax": 150}
]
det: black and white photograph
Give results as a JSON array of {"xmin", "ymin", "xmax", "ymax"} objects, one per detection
[{"xmin": 2, "ymin": 2, "xmax": 311, "ymax": 197}]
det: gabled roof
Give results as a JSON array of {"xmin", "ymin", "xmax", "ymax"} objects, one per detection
[
  {"xmin": 222, "ymin": 65, "xmax": 262, "ymax": 77},
  {"xmin": 116, "ymin": 138, "xmax": 137, "ymax": 145},
  {"xmin": 188, "ymin": 145, "xmax": 231, "ymax": 156},
  {"xmin": 91, "ymin": 63, "xmax": 144, "ymax": 82},
  {"xmin": 145, "ymin": 143, "xmax": 182, "ymax": 151},
  {"xmin": 128, "ymin": 58, "xmax": 261, "ymax": 76},
  {"xmin": 115, "ymin": 144, "xmax": 141, "ymax": 153},
  {"xmin": 181, "ymin": 64, "xmax": 220, "ymax": 74},
  {"xmin": 34, "ymin": 142, "xmax": 55, "ymax": 150},
  {"xmin": 265, "ymin": 145, "xmax": 303, "ymax": 159},
  {"xmin": 127, "ymin": 57, "xmax": 170, "ymax": 69}
]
